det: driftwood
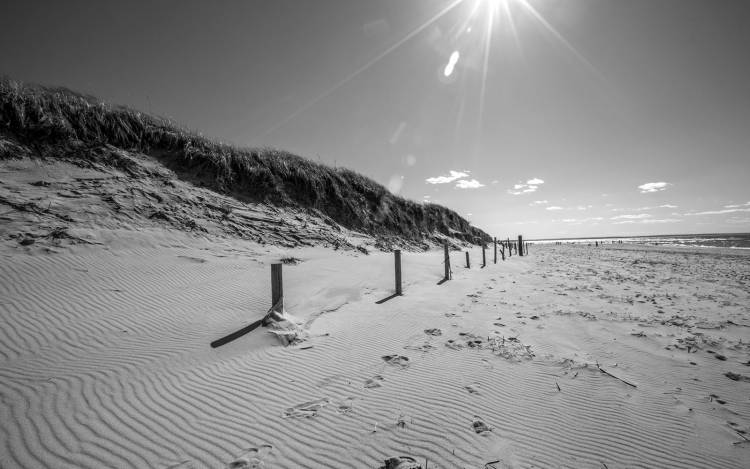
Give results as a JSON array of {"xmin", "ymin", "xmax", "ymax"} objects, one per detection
[{"xmin": 596, "ymin": 362, "xmax": 637, "ymax": 388}]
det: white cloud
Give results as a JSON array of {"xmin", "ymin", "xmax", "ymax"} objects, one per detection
[
  {"xmin": 546, "ymin": 206, "xmax": 563, "ymax": 211},
  {"xmin": 561, "ymin": 217, "xmax": 604, "ymax": 224},
  {"xmin": 508, "ymin": 178, "xmax": 544, "ymax": 195},
  {"xmin": 529, "ymin": 200, "xmax": 548, "ymax": 206},
  {"xmin": 455, "ymin": 179, "xmax": 485, "ymax": 189},
  {"xmin": 724, "ymin": 201, "xmax": 750, "ymax": 209},
  {"xmin": 685, "ymin": 207, "xmax": 750, "ymax": 216},
  {"xmin": 614, "ymin": 218, "xmax": 681, "ymax": 225},
  {"xmin": 612, "ymin": 214, "xmax": 652, "ymax": 220},
  {"xmin": 638, "ymin": 182, "xmax": 671, "ymax": 193},
  {"xmin": 491, "ymin": 180, "xmax": 499, "ymax": 184},
  {"xmin": 612, "ymin": 204, "xmax": 678, "ymax": 212},
  {"xmin": 426, "ymin": 170, "xmax": 468, "ymax": 184}
]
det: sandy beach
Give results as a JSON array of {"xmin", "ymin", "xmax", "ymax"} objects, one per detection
[{"xmin": 1, "ymin": 234, "xmax": 748, "ymax": 468}]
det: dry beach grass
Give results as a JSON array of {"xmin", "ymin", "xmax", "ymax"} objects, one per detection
[{"xmin": 0, "ymin": 78, "xmax": 488, "ymax": 245}]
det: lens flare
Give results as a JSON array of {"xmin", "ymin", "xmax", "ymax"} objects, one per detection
[
  {"xmin": 258, "ymin": 0, "xmax": 465, "ymax": 138},
  {"xmin": 444, "ymin": 50, "xmax": 461, "ymax": 77}
]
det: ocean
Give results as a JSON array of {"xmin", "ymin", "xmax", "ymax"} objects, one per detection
[{"xmin": 532, "ymin": 233, "xmax": 750, "ymax": 250}]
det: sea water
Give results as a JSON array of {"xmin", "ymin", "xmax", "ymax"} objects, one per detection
[{"xmin": 533, "ymin": 233, "xmax": 750, "ymax": 250}]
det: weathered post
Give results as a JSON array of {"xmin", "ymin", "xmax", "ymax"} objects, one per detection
[
  {"xmin": 507, "ymin": 238, "xmax": 512, "ymax": 257},
  {"xmin": 394, "ymin": 249, "xmax": 402, "ymax": 296},
  {"xmin": 443, "ymin": 243, "xmax": 451, "ymax": 281},
  {"xmin": 500, "ymin": 242, "xmax": 505, "ymax": 261},
  {"xmin": 518, "ymin": 235, "xmax": 524, "ymax": 256},
  {"xmin": 494, "ymin": 237, "xmax": 497, "ymax": 264},
  {"xmin": 271, "ymin": 263, "xmax": 283, "ymax": 312},
  {"xmin": 482, "ymin": 243, "xmax": 486, "ymax": 267},
  {"xmin": 465, "ymin": 251, "xmax": 470, "ymax": 268}
]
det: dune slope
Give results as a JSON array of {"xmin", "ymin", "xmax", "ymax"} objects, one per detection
[{"xmin": 0, "ymin": 78, "xmax": 489, "ymax": 245}]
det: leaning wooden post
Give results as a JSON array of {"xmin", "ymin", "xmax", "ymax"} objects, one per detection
[
  {"xmin": 518, "ymin": 235, "xmax": 524, "ymax": 256},
  {"xmin": 482, "ymin": 243, "xmax": 486, "ymax": 267},
  {"xmin": 507, "ymin": 238, "xmax": 512, "ymax": 257},
  {"xmin": 394, "ymin": 249, "xmax": 402, "ymax": 296},
  {"xmin": 493, "ymin": 237, "xmax": 497, "ymax": 264},
  {"xmin": 443, "ymin": 243, "xmax": 451, "ymax": 281},
  {"xmin": 465, "ymin": 251, "xmax": 470, "ymax": 268},
  {"xmin": 271, "ymin": 263, "xmax": 284, "ymax": 312},
  {"xmin": 500, "ymin": 242, "xmax": 505, "ymax": 261}
]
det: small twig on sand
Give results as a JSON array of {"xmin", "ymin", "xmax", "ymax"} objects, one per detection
[
  {"xmin": 596, "ymin": 362, "xmax": 637, "ymax": 388},
  {"xmin": 555, "ymin": 381, "xmax": 561, "ymax": 392}
]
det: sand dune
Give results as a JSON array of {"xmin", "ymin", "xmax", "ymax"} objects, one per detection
[{"xmin": 1, "ymin": 234, "xmax": 749, "ymax": 468}]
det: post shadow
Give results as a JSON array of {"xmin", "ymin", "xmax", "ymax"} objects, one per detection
[{"xmin": 375, "ymin": 292, "xmax": 401, "ymax": 304}]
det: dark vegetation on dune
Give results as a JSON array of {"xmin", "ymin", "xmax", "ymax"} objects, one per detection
[{"xmin": 0, "ymin": 78, "xmax": 490, "ymax": 244}]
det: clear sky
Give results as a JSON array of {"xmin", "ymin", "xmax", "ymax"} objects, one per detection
[{"xmin": 2, "ymin": 0, "xmax": 749, "ymax": 239}]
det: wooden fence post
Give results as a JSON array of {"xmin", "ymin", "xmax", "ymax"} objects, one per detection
[
  {"xmin": 271, "ymin": 263, "xmax": 283, "ymax": 312},
  {"xmin": 518, "ymin": 235, "xmax": 524, "ymax": 256},
  {"xmin": 444, "ymin": 243, "xmax": 451, "ymax": 281},
  {"xmin": 494, "ymin": 237, "xmax": 497, "ymax": 264},
  {"xmin": 482, "ymin": 243, "xmax": 486, "ymax": 267},
  {"xmin": 395, "ymin": 249, "xmax": 402, "ymax": 295},
  {"xmin": 500, "ymin": 242, "xmax": 505, "ymax": 261},
  {"xmin": 465, "ymin": 251, "xmax": 470, "ymax": 268},
  {"xmin": 507, "ymin": 238, "xmax": 512, "ymax": 257}
]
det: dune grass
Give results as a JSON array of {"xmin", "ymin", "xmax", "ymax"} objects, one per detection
[{"xmin": 0, "ymin": 77, "xmax": 490, "ymax": 244}]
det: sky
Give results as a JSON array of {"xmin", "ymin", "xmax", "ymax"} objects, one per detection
[{"xmin": 2, "ymin": 0, "xmax": 749, "ymax": 239}]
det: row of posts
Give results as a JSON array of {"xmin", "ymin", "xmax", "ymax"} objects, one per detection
[
  {"xmin": 396, "ymin": 234, "xmax": 528, "ymax": 298},
  {"xmin": 215, "ymin": 236, "xmax": 529, "ymax": 347},
  {"xmin": 268, "ymin": 235, "xmax": 528, "ymax": 312}
]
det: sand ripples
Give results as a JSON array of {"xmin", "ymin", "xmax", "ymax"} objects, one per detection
[{"xmin": 1, "ymin": 242, "xmax": 748, "ymax": 468}]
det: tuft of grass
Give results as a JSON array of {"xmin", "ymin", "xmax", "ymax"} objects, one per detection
[{"xmin": 0, "ymin": 77, "xmax": 490, "ymax": 244}]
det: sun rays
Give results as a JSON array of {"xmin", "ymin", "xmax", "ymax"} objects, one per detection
[{"xmin": 257, "ymin": 0, "xmax": 601, "ymax": 144}]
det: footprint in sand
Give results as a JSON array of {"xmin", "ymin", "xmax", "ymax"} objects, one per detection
[
  {"xmin": 445, "ymin": 339, "xmax": 464, "ymax": 350},
  {"xmin": 404, "ymin": 342, "xmax": 434, "ymax": 352},
  {"xmin": 226, "ymin": 445, "xmax": 272, "ymax": 469},
  {"xmin": 465, "ymin": 383, "xmax": 481, "ymax": 394},
  {"xmin": 282, "ymin": 398, "xmax": 329, "ymax": 418},
  {"xmin": 365, "ymin": 375, "xmax": 385, "ymax": 388},
  {"xmin": 382, "ymin": 355, "xmax": 410, "ymax": 368},
  {"xmin": 336, "ymin": 397, "xmax": 355, "ymax": 414},
  {"xmin": 424, "ymin": 328, "xmax": 442, "ymax": 336},
  {"xmin": 472, "ymin": 415, "xmax": 493, "ymax": 435}
]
